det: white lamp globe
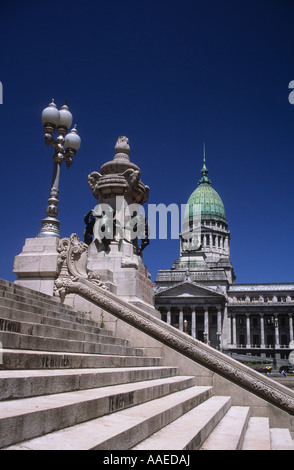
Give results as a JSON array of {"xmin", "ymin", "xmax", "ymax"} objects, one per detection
[
  {"xmin": 58, "ymin": 102, "xmax": 73, "ymax": 131},
  {"xmin": 41, "ymin": 99, "xmax": 60, "ymax": 127},
  {"xmin": 65, "ymin": 125, "xmax": 81, "ymax": 151}
]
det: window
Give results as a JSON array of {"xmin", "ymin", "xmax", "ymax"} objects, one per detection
[
  {"xmin": 281, "ymin": 334, "xmax": 288, "ymax": 346},
  {"xmin": 253, "ymin": 335, "xmax": 260, "ymax": 346},
  {"xmin": 239, "ymin": 334, "xmax": 245, "ymax": 346}
]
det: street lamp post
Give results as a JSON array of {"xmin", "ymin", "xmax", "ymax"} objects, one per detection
[{"xmin": 38, "ymin": 99, "xmax": 81, "ymax": 238}]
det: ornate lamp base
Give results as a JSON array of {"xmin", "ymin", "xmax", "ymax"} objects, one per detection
[{"xmin": 38, "ymin": 217, "xmax": 61, "ymax": 238}]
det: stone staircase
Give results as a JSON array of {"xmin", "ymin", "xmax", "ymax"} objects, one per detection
[{"xmin": 0, "ymin": 279, "xmax": 293, "ymax": 450}]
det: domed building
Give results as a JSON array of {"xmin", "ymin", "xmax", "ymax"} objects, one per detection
[
  {"xmin": 154, "ymin": 150, "xmax": 294, "ymax": 363},
  {"xmin": 185, "ymin": 156, "xmax": 226, "ymax": 223},
  {"xmin": 180, "ymin": 152, "xmax": 233, "ymax": 270}
]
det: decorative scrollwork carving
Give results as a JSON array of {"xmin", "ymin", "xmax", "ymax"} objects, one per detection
[{"xmin": 54, "ymin": 234, "xmax": 108, "ymax": 301}]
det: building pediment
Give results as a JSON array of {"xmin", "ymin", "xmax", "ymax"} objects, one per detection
[{"xmin": 155, "ymin": 281, "xmax": 225, "ymax": 299}]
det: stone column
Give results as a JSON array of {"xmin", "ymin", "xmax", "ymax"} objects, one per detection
[
  {"xmin": 289, "ymin": 314, "xmax": 293, "ymax": 343},
  {"xmin": 274, "ymin": 315, "xmax": 280, "ymax": 348},
  {"xmin": 224, "ymin": 235, "xmax": 229, "ymax": 255},
  {"xmin": 191, "ymin": 308, "xmax": 196, "ymax": 339},
  {"xmin": 227, "ymin": 314, "xmax": 232, "ymax": 345},
  {"xmin": 232, "ymin": 314, "xmax": 237, "ymax": 346},
  {"xmin": 179, "ymin": 307, "xmax": 184, "ymax": 332},
  {"xmin": 289, "ymin": 313, "xmax": 294, "ymax": 341},
  {"xmin": 260, "ymin": 314, "xmax": 265, "ymax": 348},
  {"xmin": 217, "ymin": 307, "xmax": 222, "ymax": 349},
  {"xmin": 167, "ymin": 308, "xmax": 171, "ymax": 326},
  {"xmin": 204, "ymin": 308, "xmax": 209, "ymax": 343},
  {"xmin": 217, "ymin": 307, "xmax": 222, "ymax": 333},
  {"xmin": 224, "ymin": 236, "xmax": 228, "ymax": 251},
  {"xmin": 246, "ymin": 314, "xmax": 251, "ymax": 348}
]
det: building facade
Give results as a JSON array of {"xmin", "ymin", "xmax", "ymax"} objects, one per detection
[{"xmin": 154, "ymin": 154, "xmax": 294, "ymax": 363}]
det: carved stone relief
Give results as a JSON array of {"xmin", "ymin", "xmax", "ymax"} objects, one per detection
[{"xmin": 53, "ymin": 233, "xmax": 108, "ymax": 301}]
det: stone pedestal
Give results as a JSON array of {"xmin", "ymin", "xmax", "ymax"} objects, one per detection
[
  {"xmin": 13, "ymin": 237, "xmax": 59, "ymax": 295},
  {"xmin": 87, "ymin": 239, "xmax": 154, "ymax": 314},
  {"xmin": 84, "ymin": 135, "xmax": 154, "ymax": 313}
]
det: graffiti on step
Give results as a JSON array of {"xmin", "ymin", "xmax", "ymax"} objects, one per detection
[
  {"xmin": 109, "ymin": 392, "xmax": 134, "ymax": 412},
  {"xmin": 0, "ymin": 318, "xmax": 21, "ymax": 333},
  {"xmin": 42, "ymin": 355, "xmax": 70, "ymax": 368}
]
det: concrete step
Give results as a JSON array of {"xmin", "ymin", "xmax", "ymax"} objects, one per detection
[
  {"xmin": 2, "ymin": 279, "xmax": 293, "ymax": 451},
  {"xmin": 0, "ymin": 280, "xmax": 80, "ymax": 315},
  {"xmin": 4, "ymin": 385, "xmax": 212, "ymax": 450},
  {"xmin": 0, "ymin": 330, "xmax": 145, "ymax": 356},
  {"xmin": 0, "ymin": 280, "xmax": 79, "ymax": 310},
  {"xmin": 0, "ymin": 376, "xmax": 200, "ymax": 448},
  {"xmin": 132, "ymin": 396, "xmax": 231, "ymax": 450},
  {"xmin": 242, "ymin": 417, "xmax": 271, "ymax": 450},
  {"xmin": 0, "ymin": 366, "xmax": 178, "ymax": 400},
  {"xmin": 0, "ymin": 296, "xmax": 106, "ymax": 331},
  {"xmin": 0, "ymin": 304, "xmax": 113, "ymax": 337},
  {"xmin": 0, "ymin": 289, "xmax": 77, "ymax": 314},
  {"xmin": 270, "ymin": 428, "xmax": 294, "ymax": 450},
  {"xmin": 199, "ymin": 406, "xmax": 250, "ymax": 450},
  {"xmin": 0, "ymin": 348, "xmax": 161, "ymax": 370},
  {"xmin": 0, "ymin": 315, "xmax": 127, "ymax": 346}
]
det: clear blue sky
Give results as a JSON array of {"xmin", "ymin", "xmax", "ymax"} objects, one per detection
[{"xmin": 1, "ymin": 0, "xmax": 294, "ymax": 285}]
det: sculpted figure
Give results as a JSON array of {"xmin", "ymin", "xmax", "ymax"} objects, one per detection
[
  {"xmin": 83, "ymin": 210, "xmax": 96, "ymax": 245},
  {"xmin": 93, "ymin": 207, "xmax": 114, "ymax": 252},
  {"xmin": 125, "ymin": 211, "xmax": 150, "ymax": 255},
  {"xmin": 119, "ymin": 168, "xmax": 140, "ymax": 191}
]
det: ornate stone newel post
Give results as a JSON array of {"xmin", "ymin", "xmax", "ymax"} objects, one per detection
[{"xmin": 85, "ymin": 136, "xmax": 156, "ymax": 314}]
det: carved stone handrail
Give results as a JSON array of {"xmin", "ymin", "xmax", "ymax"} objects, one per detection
[{"xmin": 58, "ymin": 277, "xmax": 294, "ymax": 416}]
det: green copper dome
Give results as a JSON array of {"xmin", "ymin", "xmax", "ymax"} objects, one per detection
[{"xmin": 185, "ymin": 152, "xmax": 227, "ymax": 223}]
